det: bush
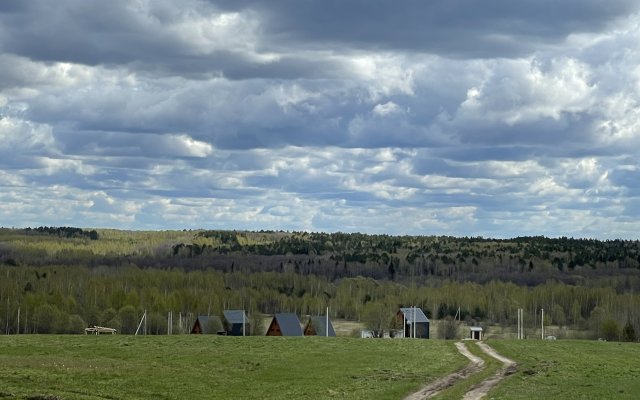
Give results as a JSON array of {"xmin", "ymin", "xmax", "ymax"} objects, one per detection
[
  {"xmin": 68, "ymin": 314, "xmax": 87, "ymax": 334},
  {"xmin": 601, "ymin": 319, "xmax": 620, "ymax": 341},
  {"xmin": 437, "ymin": 317, "xmax": 459, "ymax": 340},
  {"xmin": 622, "ymin": 320, "xmax": 636, "ymax": 342}
]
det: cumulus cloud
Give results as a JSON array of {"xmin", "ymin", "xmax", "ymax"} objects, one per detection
[{"xmin": 1, "ymin": 1, "xmax": 640, "ymax": 238}]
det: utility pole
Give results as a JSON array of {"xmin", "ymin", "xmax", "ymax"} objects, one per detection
[
  {"xmin": 413, "ymin": 306, "xmax": 417, "ymax": 338},
  {"xmin": 17, "ymin": 308, "xmax": 20, "ymax": 335},
  {"xmin": 326, "ymin": 307, "xmax": 329, "ymax": 337},
  {"xmin": 541, "ymin": 308, "xmax": 544, "ymax": 340},
  {"xmin": 403, "ymin": 312, "xmax": 406, "ymax": 338}
]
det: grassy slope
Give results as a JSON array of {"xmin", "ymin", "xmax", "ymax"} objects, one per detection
[
  {"xmin": 0, "ymin": 336, "xmax": 464, "ymax": 400},
  {"xmin": 488, "ymin": 340, "xmax": 640, "ymax": 399}
]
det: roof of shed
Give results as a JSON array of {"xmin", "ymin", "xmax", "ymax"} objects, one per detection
[
  {"xmin": 399, "ymin": 307, "xmax": 430, "ymax": 323},
  {"xmin": 224, "ymin": 310, "xmax": 248, "ymax": 325},
  {"xmin": 194, "ymin": 315, "xmax": 223, "ymax": 333},
  {"xmin": 306, "ymin": 315, "xmax": 336, "ymax": 337},
  {"xmin": 273, "ymin": 313, "xmax": 303, "ymax": 336}
]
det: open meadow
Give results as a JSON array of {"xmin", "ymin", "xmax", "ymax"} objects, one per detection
[
  {"xmin": 0, "ymin": 335, "xmax": 464, "ymax": 400},
  {"xmin": 487, "ymin": 340, "xmax": 640, "ymax": 399}
]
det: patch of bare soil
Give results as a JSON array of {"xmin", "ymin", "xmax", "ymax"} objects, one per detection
[
  {"xmin": 403, "ymin": 342, "xmax": 485, "ymax": 400},
  {"xmin": 462, "ymin": 342, "xmax": 517, "ymax": 400}
]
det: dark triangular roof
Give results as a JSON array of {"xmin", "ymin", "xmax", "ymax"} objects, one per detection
[
  {"xmin": 399, "ymin": 307, "xmax": 429, "ymax": 323},
  {"xmin": 192, "ymin": 315, "xmax": 223, "ymax": 334},
  {"xmin": 305, "ymin": 315, "xmax": 336, "ymax": 337},
  {"xmin": 223, "ymin": 310, "xmax": 248, "ymax": 325},
  {"xmin": 273, "ymin": 313, "xmax": 303, "ymax": 336}
]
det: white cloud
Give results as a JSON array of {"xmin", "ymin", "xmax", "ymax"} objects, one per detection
[
  {"xmin": 457, "ymin": 57, "xmax": 595, "ymax": 125},
  {"xmin": 164, "ymin": 134, "xmax": 213, "ymax": 158},
  {"xmin": 0, "ymin": 117, "xmax": 57, "ymax": 153},
  {"xmin": 372, "ymin": 101, "xmax": 402, "ymax": 117},
  {"xmin": 1, "ymin": 2, "xmax": 640, "ymax": 238}
]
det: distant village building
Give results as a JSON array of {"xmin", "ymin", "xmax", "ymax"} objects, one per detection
[
  {"xmin": 191, "ymin": 315, "xmax": 224, "ymax": 334},
  {"xmin": 223, "ymin": 310, "xmax": 249, "ymax": 336},
  {"xmin": 396, "ymin": 307, "xmax": 430, "ymax": 339},
  {"xmin": 303, "ymin": 315, "xmax": 336, "ymax": 337},
  {"xmin": 84, "ymin": 326, "xmax": 117, "ymax": 335},
  {"xmin": 470, "ymin": 326, "xmax": 483, "ymax": 340},
  {"xmin": 266, "ymin": 313, "xmax": 303, "ymax": 336},
  {"xmin": 360, "ymin": 329, "xmax": 374, "ymax": 339}
]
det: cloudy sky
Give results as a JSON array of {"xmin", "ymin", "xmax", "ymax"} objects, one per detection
[{"xmin": 1, "ymin": 1, "xmax": 640, "ymax": 238}]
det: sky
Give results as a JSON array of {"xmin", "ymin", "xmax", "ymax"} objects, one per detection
[{"xmin": 1, "ymin": 1, "xmax": 640, "ymax": 238}]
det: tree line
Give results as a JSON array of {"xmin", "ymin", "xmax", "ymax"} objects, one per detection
[{"xmin": 0, "ymin": 228, "xmax": 639, "ymax": 340}]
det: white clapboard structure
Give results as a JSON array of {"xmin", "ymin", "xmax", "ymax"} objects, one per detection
[{"xmin": 84, "ymin": 325, "xmax": 117, "ymax": 335}]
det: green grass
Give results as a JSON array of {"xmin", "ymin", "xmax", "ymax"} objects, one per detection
[
  {"xmin": 0, "ymin": 336, "xmax": 465, "ymax": 400},
  {"xmin": 487, "ymin": 340, "xmax": 640, "ymax": 399}
]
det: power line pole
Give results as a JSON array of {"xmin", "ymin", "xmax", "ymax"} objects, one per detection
[
  {"xmin": 541, "ymin": 308, "xmax": 544, "ymax": 340},
  {"xmin": 413, "ymin": 306, "xmax": 416, "ymax": 338},
  {"xmin": 326, "ymin": 307, "xmax": 329, "ymax": 337}
]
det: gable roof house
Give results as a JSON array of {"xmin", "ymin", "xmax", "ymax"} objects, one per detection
[
  {"xmin": 304, "ymin": 315, "xmax": 336, "ymax": 337},
  {"xmin": 265, "ymin": 313, "xmax": 303, "ymax": 336},
  {"xmin": 223, "ymin": 310, "xmax": 249, "ymax": 336},
  {"xmin": 191, "ymin": 315, "xmax": 224, "ymax": 334},
  {"xmin": 396, "ymin": 307, "xmax": 430, "ymax": 339}
]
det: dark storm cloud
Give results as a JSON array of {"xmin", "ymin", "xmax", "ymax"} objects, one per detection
[
  {"xmin": 0, "ymin": 0, "xmax": 352, "ymax": 80},
  {"xmin": 1, "ymin": 0, "xmax": 635, "ymax": 81},
  {"xmin": 214, "ymin": 0, "xmax": 638, "ymax": 57}
]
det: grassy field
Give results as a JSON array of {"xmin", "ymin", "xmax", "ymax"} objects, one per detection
[
  {"xmin": 0, "ymin": 335, "xmax": 464, "ymax": 400},
  {"xmin": 487, "ymin": 340, "xmax": 640, "ymax": 399}
]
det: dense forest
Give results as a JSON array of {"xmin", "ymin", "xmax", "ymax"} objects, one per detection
[{"xmin": 1, "ymin": 227, "xmax": 639, "ymax": 340}]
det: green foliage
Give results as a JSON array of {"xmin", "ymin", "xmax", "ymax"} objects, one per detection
[
  {"xmin": 361, "ymin": 302, "xmax": 394, "ymax": 337},
  {"xmin": 1, "ymin": 228, "xmax": 640, "ymax": 340},
  {"xmin": 622, "ymin": 320, "xmax": 636, "ymax": 342},
  {"xmin": 118, "ymin": 305, "xmax": 139, "ymax": 334},
  {"xmin": 601, "ymin": 319, "xmax": 620, "ymax": 341},
  {"xmin": 437, "ymin": 317, "xmax": 459, "ymax": 340}
]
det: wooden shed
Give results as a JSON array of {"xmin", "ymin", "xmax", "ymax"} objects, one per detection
[
  {"xmin": 396, "ymin": 307, "xmax": 430, "ymax": 339},
  {"xmin": 303, "ymin": 315, "xmax": 336, "ymax": 337},
  {"xmin": 223, "ymin": 310, "xmax": 249, "ymax": 336},
  {"xmin": 470, "ymin": 326, "xmax": 483, "ymax": 340},
  {"xmin": 266, "ymin": 313, "xmax": 303, "ymax": 336},
  {"xmin": 191, "ymin": 315, "xmax": 224, "ymax": 334}
]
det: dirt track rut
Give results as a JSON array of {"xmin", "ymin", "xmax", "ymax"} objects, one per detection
[
  {"xmin": 404, "ymin": 341, "xmax": 516, "ymax": 400},
  {"xmin": 403, "ymin": 342, "xmax": 484, "ymax": 400},
  {"xmin": 461, "ymin": 342, "xmax": 517, "ymax": 400}
]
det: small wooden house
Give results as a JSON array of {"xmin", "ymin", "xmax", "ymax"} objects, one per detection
[
  {"xmin": 266, "ymin": 313, "xmax": 303, "ymax": 336},
  {"xmin": 223, "ymin": 310, "xmax": 249, "ymax": 336},
  {"xmin": 303, "ymin": 315, "xmax": 336, "ymax": 337},
  {"xmin": 396, "ymin": 307, "xmax": 430, "ymax": 339},
  {"xmin": 470, "ymin": 326, "xmax": 483, "ymax": 340},
  {"xmin": 191, "ymin": 315, "xmax": 224, "ymax": 334}
]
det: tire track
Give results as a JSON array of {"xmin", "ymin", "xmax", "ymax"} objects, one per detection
[
  {"xmin": 403, "ymin": 342, "xmax": 485, "ymax": 400},
  {"xmin": 462, "ymin": 342, "xmax": 517, "ymax": 400}
]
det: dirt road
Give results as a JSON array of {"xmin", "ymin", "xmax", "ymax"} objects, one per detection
[
  {"xmin": 404, "ymin": 341, "xmax": 517, "ymax": 400},
  {"xmin": 461, "ymin": 342, "xmax": 517, "ymax": 400},
  {"xmin": 403, "ymin": 342, "xmax": 485, "ymax": 400}
]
